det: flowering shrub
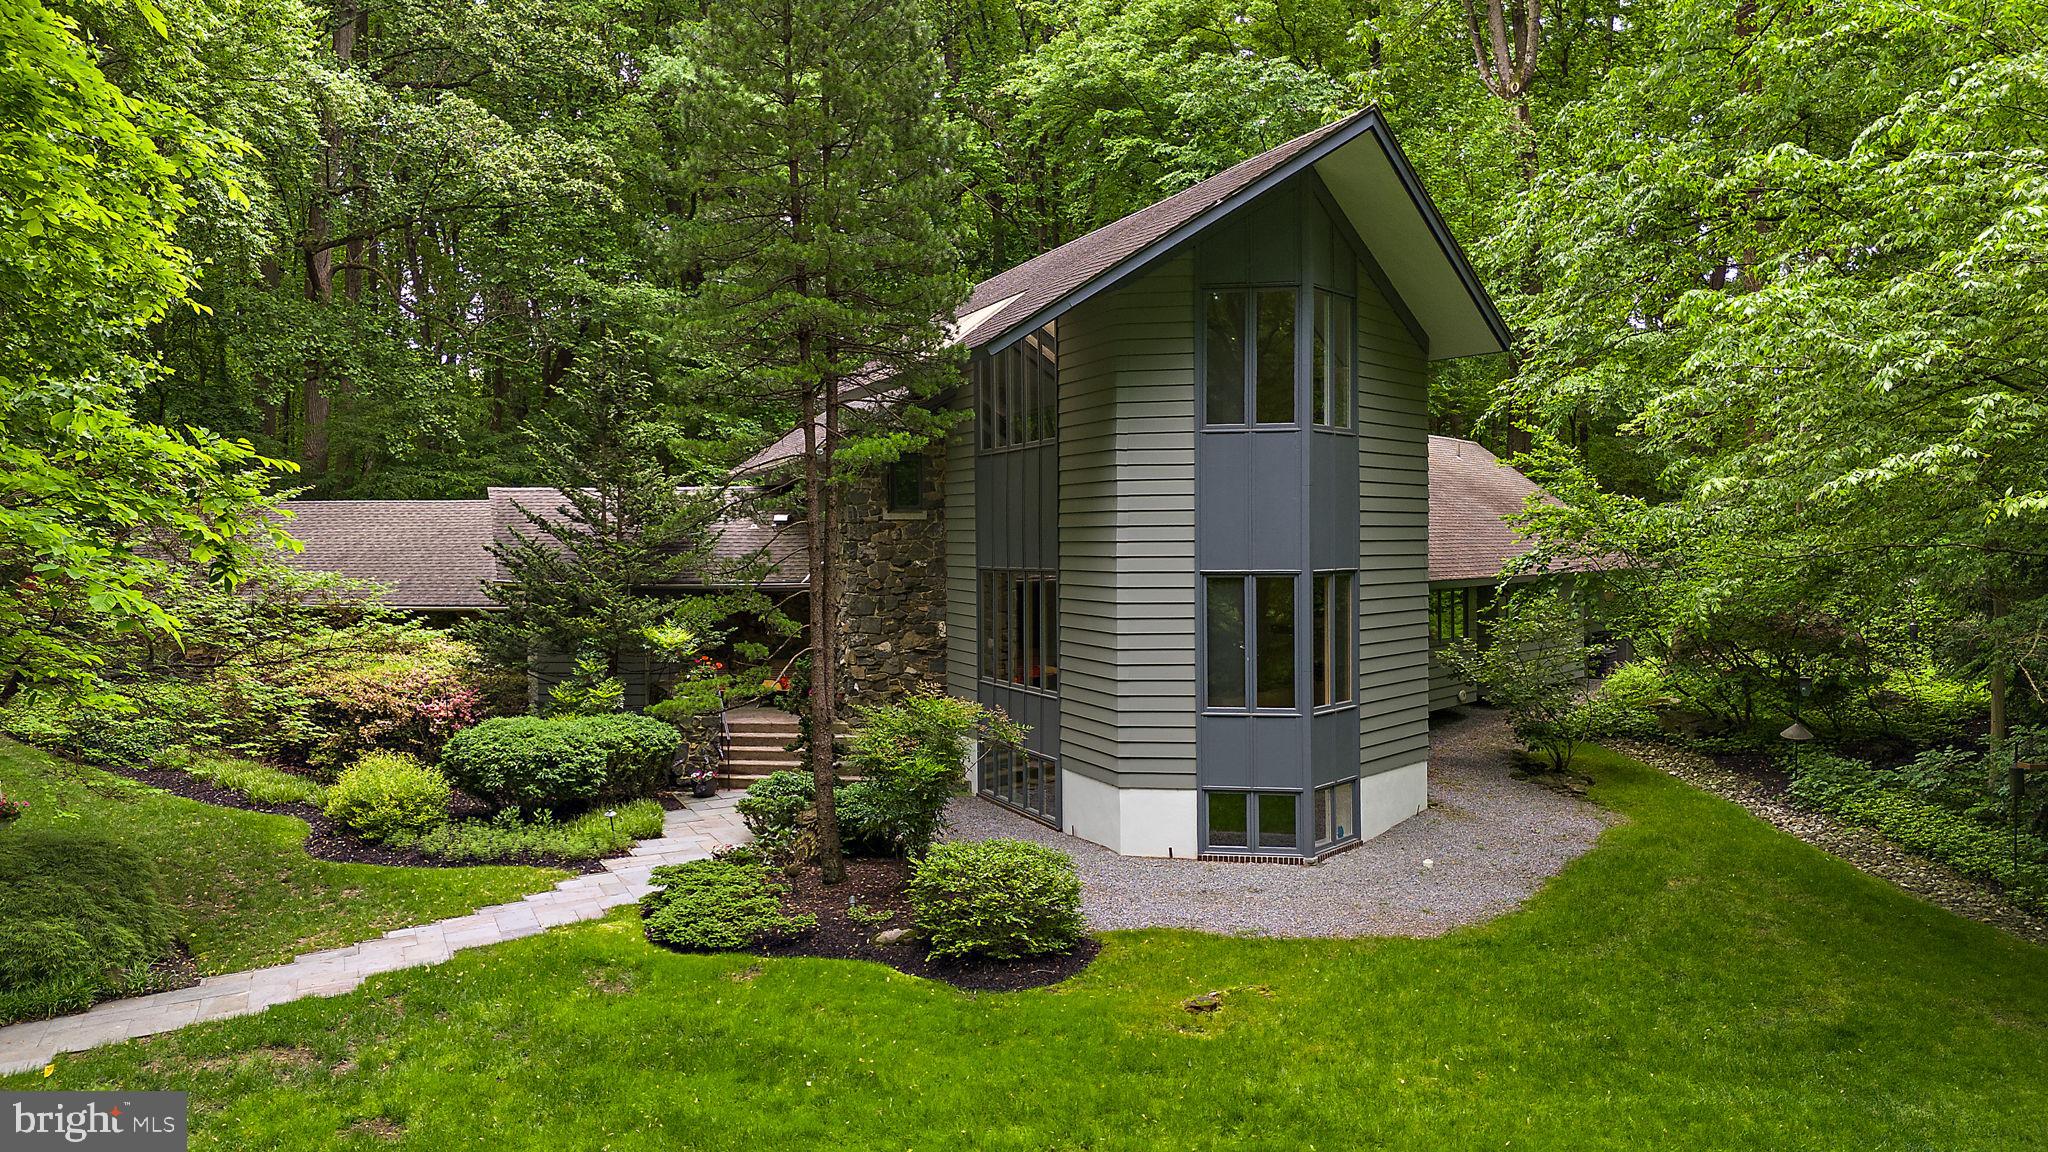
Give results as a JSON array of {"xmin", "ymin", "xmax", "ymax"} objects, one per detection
[
  {"xmin": 0, "ymin": 792, "xmax": 27, "ymax": 823},
  {"xmin": 294, "ymin": 633, "xmax": 493, "ymax": 770}
]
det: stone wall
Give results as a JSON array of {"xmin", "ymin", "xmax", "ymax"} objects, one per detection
[{"xmin": 837, "ymin": 447, "xmax": 948, "ymax": 702}]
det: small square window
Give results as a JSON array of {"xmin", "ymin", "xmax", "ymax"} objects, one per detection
[
  {"xmin": 884, "ymin": 456, "xmax": 924, "ymax": 512},
  {"xmin": 1207, "ymin": 791, "xmax": 1249, "ymax": 848}
]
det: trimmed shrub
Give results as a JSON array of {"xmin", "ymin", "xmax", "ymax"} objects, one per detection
[
  {"xmin": 845, "ymin": 692, "xmax": 1023, "ymax": 858},
  {"xmin": 396, "ymin": 800, "xmax": 665, "ymax": 863},
  {"xmin": 640, "ymin": 860, "xmax": 817, "ymax": 951},
  {"xmin": 738, "ymin": 771, "xmax": 814, "ymax": 837},
  {"xmin": 323, "ymin": 752, "xmax": 450, "ymax": 842},
  {"xmin": 0, "ymin": 830, "xmax": 180, "ymax": 1024},
  {"xmin": 907, "ymin": 839, "xmax": 1085, "ymax": 960},
  {"xmin": 438, "ymin": 713, "xmax": 681, "ymax": 809}
]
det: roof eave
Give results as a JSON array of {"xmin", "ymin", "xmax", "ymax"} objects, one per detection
[{"xmin": 974, "ymin": 108, "xmax": 1510, "ymax": 360}]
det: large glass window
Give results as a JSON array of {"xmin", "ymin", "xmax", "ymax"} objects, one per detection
[
  {"xmin": 1202, "ymin": 288, "xmax": 1296, "ymax": 427},
  {"xmin": 1312, "ymin": 290, "xmax": 1354, "ymax": 428},
  {"xmin": 976, "ymin": 323, "xmax": 1057, "ymax": 450},
  {"xmin": 1205, "ymin": 790, "xmax": 1303, "ymax": 853},
  {"xmin": 1254, "ymin": 575, "xmax": 1295, "ymax": 708},
  {"xmin": 1203, "ymin": 292, "xmax": 1247, "ymax": 426},
  {"xmin": 1313, "ymin": 571, "xmax": 1356, "ymax": 709},
  {"xmin": 1205, "ymin": 575, "xmax": 1297, "ymax": 711},
  {"xmin": 1254, "ymin": 289, "xmax": 1296, "ymax": 424},
  {"xmin": 980, "ymin": 569, "xmax": 1058, "ymax": 691},
  {"xmin": 1204, "ymin": 576, "xmax": 1247, "ymax": 709}
]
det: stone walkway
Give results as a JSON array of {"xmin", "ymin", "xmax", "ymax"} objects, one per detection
[{"xmin": 0, "ymin": 794, "xmax": 751, "ymax": 1076}]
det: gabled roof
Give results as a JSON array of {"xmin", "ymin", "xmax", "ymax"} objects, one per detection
[
  {"xmin": 1427, "ymin": 436, "xmax": 1571, "ymax": 583},
  {"xmin": 956, "ymin": 106, "xmax": 1509, "ymax": 360},
  {"xmin": 272, "ymin": 499, "xmax": 498, "ymax": 609},
  {"xmin": 274, "ymin": 488, "xmax": 807, "ymax": 611},
  {"xmin": 737, "ymin": 107, "xmax": 1507, "ymax": 476}
]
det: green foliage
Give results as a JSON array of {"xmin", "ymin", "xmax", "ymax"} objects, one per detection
[
  {"xmin": 0, "ymin": 0, "xmax": 292, "ymax": 705},
  {"xmin": 437, "ymin": 713, "xmax": 680, "ymax": 810},
  {"xmin": 0, "ymin": 828, "xmax": 179, "ymax": 1023},
  {"xmin": 841, "ymin": 692, "xmax": 1024, "ymax": 858},
  {"xmin": 1585, "ymin": 661, "xmax": 1673, "ymax": 739},
  {"xmin": 737, "ymin": 771, "xmax": 816, "ymax": 839},
  {"xmin": 159, "ymin": 747, "xmax": 326, "ymax": 807},
  {"xmin": 397, "ymin": 800, "xmax": 663, "ymax": 863},
  {"xmin": 323, "ymin": 752, "xmax": 450, "ymax": 843},
  {"xmin": 906, "ymin": 839, "xmax": 1085, "ymax": 961},
  {"xmin": 1785, "ymin": 750, "xmax": 2048, "ymax": 914},
  {"xmin": 544, "ymin": 649, "xmax": 626, "ymax": 717},
  {"xmin": 638, "ymin": 859, "xmax": 816, "ymax": 952},
  {"xmin": 1440, "ymin": 588, "xmax": 1602, "ymax": 771}
]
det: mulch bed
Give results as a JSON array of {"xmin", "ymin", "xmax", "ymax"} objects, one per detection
[
  {"xmin": 745, "ymin": 858, "xmax": 1099, "ymax": 992},
  {"xmin": 86, "ymin": 759, "xmax": 611, "ymax": 874}
]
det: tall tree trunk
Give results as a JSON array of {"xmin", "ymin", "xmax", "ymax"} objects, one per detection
[{"xmin": 800, "ymin": 357, "xmax": 847, "ymax": 885}]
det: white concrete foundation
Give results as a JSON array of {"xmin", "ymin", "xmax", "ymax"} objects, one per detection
[
  {"xmin": 1060, "ymin": 770, "xmax": 1198, "ymax": 858},
  {"xmin": 1356, "ymin": 760, "xmax": 1429, "ymax": 841}
]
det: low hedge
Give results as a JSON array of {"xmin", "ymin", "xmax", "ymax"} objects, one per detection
[
  {"xmin": 324, "ymin": 752, "xmax": 450, "ymax": 842},
  {"xmin": 639, "ymin": 859, "xmax": 817, "ymax": 951},
  {"xmin": 1785, "ymin": 750, "xmax": 2048, "ymax": 913},
  {"xmin": 438, "ymin": 713, "xmax": 681, "ymax": 809},
  {"xmin": 0, "ymin": 829, "xmax": 181, "ymax": 1024},
  {"xmin": 906, "ymin": 839, "xmax": 1085, "ymax": 960}
]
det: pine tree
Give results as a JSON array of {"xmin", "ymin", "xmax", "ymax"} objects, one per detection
[
  {"xmin": 473, "ymin": 340, "xmax": 756, "ymax": 699},
  {"xmin": 664, "ymin": 0, "xmax": 968, "ymax": 883}
]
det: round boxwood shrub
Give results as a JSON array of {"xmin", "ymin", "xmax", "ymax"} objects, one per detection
[
  {"xmin": 906, "ymin": 839, "xmax": 1085, "ymax": 960},
  {"xmin": 0, "ymin": 829, "xmax": 179, "ymax": 1022},
  {"xmin": 323, "ymin": 751, "xmax": 450, "ymax": 842},
  {"xmin": 438, "ymin": 713, "xmax": 681, "ymax": 809},
  {"xmin": 639, "ymin": 859, "xmax": 817, "ymax": 951}
]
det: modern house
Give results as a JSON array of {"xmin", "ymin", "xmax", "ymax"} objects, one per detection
[
  {"xmin": 734, "ymin": 106, "xmax": 1509, "ymax": 862},
  {"xmin": 280, "ymin": 107, "xmax": 1551, "ymax": 863}
]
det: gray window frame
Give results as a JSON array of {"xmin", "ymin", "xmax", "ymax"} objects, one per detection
[
  {"xmin": 1202, "ymin": 788, "xmax": 1305, "ymax": 854},
  {"xmin": 1197, "ymin": 285, "xmax": 1302, "ymax": 430},
  {"xmin": 1201, "ymin": 571, "xmax": 1302, "ymax": 715},
  {"xmin": 978, "ymin": 568, "xmax": 1058, "ymax": 695},
  {"xmin": 1311, "ymin": 288, "xmax": 1356, "ymax": 431},
  {"xmin": 1312, "ymin": 569, "xmax": 1357, "ymax": 713},
  {"xmin": 976, "ymin": 323, "xmax": 1058, "ymax": 452}
]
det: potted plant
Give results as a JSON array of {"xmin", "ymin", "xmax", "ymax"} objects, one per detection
[
  {"xmin": 686, "ymin": 765, "xmax": 718, "ymax": 799},
  {"xmin": 0, "ymin": 792, "xmax": 27, "ymax": 825}
]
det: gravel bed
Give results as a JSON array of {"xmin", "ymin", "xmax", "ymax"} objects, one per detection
[
  {"xmin": 944, "ymin": 708, "xmax": 1615, "ymax": 938},
  {"xmin": 1608, "ymin": 738, "xmax": 2048, "ymax": 946}
]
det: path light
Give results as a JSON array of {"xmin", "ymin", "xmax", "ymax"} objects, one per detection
[
  {"xmin": 606, "ymin": 809, "xmax": 618, "ymax": 836},
  {"xmin": 1780, "ymin": 721, "xmax": 1815, "ymax": 742}
]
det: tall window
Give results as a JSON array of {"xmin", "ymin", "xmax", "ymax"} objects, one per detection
[
  {"xmin": 976, "ymin": 323, "xmax": 1057, "ymax": 450},
  {"xmin": 1202, "ymin": 289, "xmax": 1296, "ymax": 427},
  {"xmin": 1204, "ymin": 574, "xmax": 1297, "ymax": 711},
  {"xmin": 1430, "ymin": 588, "xmax": 1473, "ymax": 648},
  {"xmin": 1311, "ymin": 290, "xmax": 1354, "ymax": 429},
  {"xmin": 980, "ymin": 570, "xmax": 1058, "ymax": 691},
  {"xmin": 1313, "ymin": 571, "xmax": 1356, "ymax": 709}
]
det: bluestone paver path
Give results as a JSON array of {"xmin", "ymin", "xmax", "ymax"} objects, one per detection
[{"xmin": 0, "ymin": 794, "xmax": 751, "ymax": 1075}]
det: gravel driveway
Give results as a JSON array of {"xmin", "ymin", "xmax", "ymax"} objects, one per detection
[{"xmin": 944, "ymin": 707, "xmax": 1616, "ymax": 938}]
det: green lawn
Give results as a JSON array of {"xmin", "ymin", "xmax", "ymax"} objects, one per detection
[
  {"xmin": 0, "ymin": 739, "xmax": 563, "ymax": 973},
  {"xmin": 10, "ymin": 746, "xmax": 2048, "ymax": 1150}
]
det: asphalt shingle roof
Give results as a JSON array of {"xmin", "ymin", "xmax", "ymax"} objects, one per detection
[{"xmin": 1426, "ymin": 435, "xmax": 1564, "ymax": 583}]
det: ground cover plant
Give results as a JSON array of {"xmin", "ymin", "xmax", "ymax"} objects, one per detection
[
  {"xmin": 0, "ymin": 739, "xmax": 559, "ymax": 988},
  {"xmin": 13, "ymin": 745, "xmax": 2046, "ymax": 1150},
  {"xmin": 0, "ymin": 828, "xmax": 181, "ymax": 1023},
  {"xmin": 394, "ymin": 801, "xmax": 665, "ymax": 864}
]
